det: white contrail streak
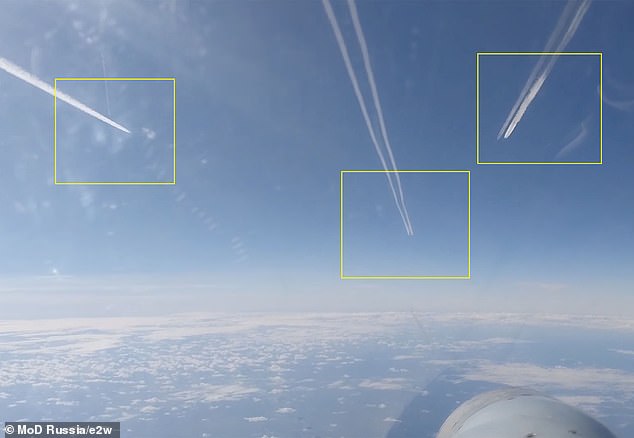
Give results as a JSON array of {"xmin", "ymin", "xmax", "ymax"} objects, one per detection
[
  {"xmin": 0, "ymin": 56, "xmax": 130, "ymax": 134},
  {"xmin": 347, "ymin": 0, "xmax": 413, "ymax": 236},
  {"xmin": 498, "ymin": 0, "xmax": 592, "ymax": 140},
  {"xmin": 322, "ymin": 0, "xmax": 414, "ymax": 235},
  {"xmin": 100, "ymin": 50, "xmax": 112, "ymax": 117}
]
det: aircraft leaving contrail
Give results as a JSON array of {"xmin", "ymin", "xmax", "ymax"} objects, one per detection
[
  {"xmin": 322, "ymin": 0, "xmax": 414, "ymax": 235},
  {"xmin": 347, "ymin": 0, "xmax": 413, "ymax": 236},
  {"xmin": 0, "ymin": 56, "xmax": 130, "ymax": 134},
  {"xmin": 498, "ymin": 0, "xmax": 592, "ymax": 140}
]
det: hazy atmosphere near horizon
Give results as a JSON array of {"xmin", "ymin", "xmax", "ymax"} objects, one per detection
[{"xmin": 0, "ymin": 1, "xmax": 633, "ymax": 437}]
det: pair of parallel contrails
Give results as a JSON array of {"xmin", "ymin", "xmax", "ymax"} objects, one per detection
[{"xmin": 323, "ymin": 0, "xmax": 591, "ymax": 235}]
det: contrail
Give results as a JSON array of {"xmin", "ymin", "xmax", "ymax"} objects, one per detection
[
  {"xmin": 347, "ymin": 0, "xmax": 413, "ymax": 236},
  {"xmin": 100, "ymin": 50, "xmax": 112, "ymax": 117},
  {"xmin": 322, "ymin": 0, "xmax": 414, "ymax": 235},
  {"xmin": 0, "ymin": 56, "xmax": 130, "ymax": 134},
  {"xmin": 498, "ymin": 0, "xmax": 592, "ymax": 140}
]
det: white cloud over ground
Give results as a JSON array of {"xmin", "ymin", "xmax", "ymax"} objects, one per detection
[
  {"xmin": 0, "ymin": 311, "xmax": 632, "ymax": 427},
  {"xmin": 459, "ymin": 360, "xmax": 634, "ymax": 394},
  {"xmin": 170, "ymin": 384, "xmax": 260, "ymax": 404},
  {"xmin": 359, "ymin": 378, "xmax": 408, "ymax": 391},
  {"xmin": 244, "ymin": 416, "xmax": 268, "ymax": 422}
]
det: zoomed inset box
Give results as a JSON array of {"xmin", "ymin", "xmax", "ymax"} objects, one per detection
[
  {"xmin": 54, "ymin": 77, "xmax": 176, "ymax": 185},
  {"xmin": 476, "ymin": 52, "xmax": 602, "ymax": 165},
  {"xmin": 340, "ymin": 170, "xmax": 471, "ymax": 280}
]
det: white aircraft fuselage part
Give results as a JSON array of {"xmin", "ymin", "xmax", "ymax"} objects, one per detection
[{"xmin": 437, "ymin": 387, "xmax": 617, "ymax": 438}]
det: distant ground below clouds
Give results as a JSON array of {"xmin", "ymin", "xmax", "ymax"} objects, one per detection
[{"xmin": 0, "ymin": 312, "xmax": 632, "ymax": 438}]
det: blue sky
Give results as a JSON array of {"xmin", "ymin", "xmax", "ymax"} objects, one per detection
[{"xmin": 0, "ymin": 0, "xmax": 633, "ymax": 317}]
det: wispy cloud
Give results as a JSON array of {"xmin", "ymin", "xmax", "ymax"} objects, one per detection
[
  {"xmin": 498, "ymin": 0, "xmax": 592, "ymax": 140},
  {"xmin": 555, "ymin": 116, "xmax": 590, "ymax": 159},
  {"xmin": 141, "ymin": 127, "xmax": 156, "ymax": 140},
  {"xmin": 599, "ymin": 74, "xmax": 634, "ymax": 111},
  {"xmin": 459, "ymin": 360, "xmax": 634, "ymax": 402},
  {"xmin": 608, "ymin": 348, "xmax": 634, "ymax": 356},
  {"xmin": 243, "ymin": 416, "xmax": 268, "ymax": 423},
  {"xmin": 358, "ymin": 377, "xmax": 407, "ymax": 390},
  {"xmin": 231, "ymin": 236, "xmax": 248, "ymax": 263},
  {"xmin": 0, "ymin": 56, "xmax": 130, "ymax": 134},
  {"xmin": 602, "ymin": 94, "xmax": 634, "ymax": 111},
  {"xmin": 173, "ymin": 383, "xmax": 260, "ymax": 404},
  {"xmin": 322, "ymin": 0, "xmax": 414, "ymax": 235}
]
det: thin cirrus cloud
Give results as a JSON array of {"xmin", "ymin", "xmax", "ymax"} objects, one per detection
[
  {"xmin": 497, "ymin": 0, "xmax": 592, "ymax": 141},
  {"xmin": 602, "ymin": 93, "xmax": 634, "ymax": 111},
  {"xmin": 322, "ymin": 0, "xmax": 414, "ymax": 236},
  {"xmin": 0, "ymin": 56, "xmax": 130, "ymax": 134},
  {"xmin": 555, "ymin": 116, "xmax": 590, "ymax": 159},
  {"xmin": 601, "ymin": 73, "xmax": 634, "ymax": 111}
]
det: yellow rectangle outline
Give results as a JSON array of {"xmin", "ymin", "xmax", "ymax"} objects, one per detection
[
  {"xmin": 476, "ymin": 52, "xmax": 602, "ymax": 165},
  {"xmin": 54, "ymin": 77, "xmax": 177, "ymax": 185},
  {"xmin": 340, "ymin": 170, "xmax": 471, "ymax": 280}
]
